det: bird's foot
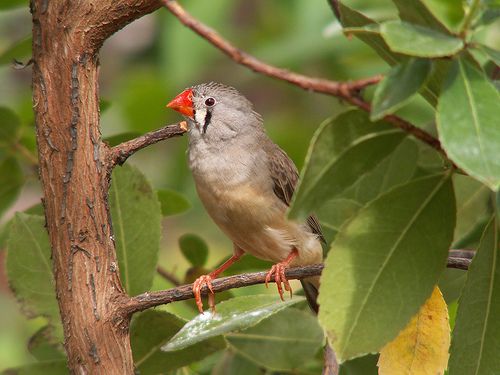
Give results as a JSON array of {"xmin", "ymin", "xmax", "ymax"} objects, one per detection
[
  {"xmin": 265, "ymin": 249, "xmax": 299, "ymax": 301},
  {"xmin": 192, "ymin": 274, "xmax": 216, "ymax": 313},
  {"xmin": 191, "ymin": 251, "xmax": 244, "ymax": 314},
  {"xmin": 265, "ymin": 262, "xmax": 292, "ymax": 301}
]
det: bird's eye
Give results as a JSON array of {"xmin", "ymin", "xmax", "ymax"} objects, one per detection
[{"xmin": 204, "ymin": 97, "xmax": 216, "ymax": 107}]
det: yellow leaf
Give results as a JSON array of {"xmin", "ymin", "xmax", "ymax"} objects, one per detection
[{"xmin": 378, "ymin": 286, "xmax": 450, "ymax": 375}]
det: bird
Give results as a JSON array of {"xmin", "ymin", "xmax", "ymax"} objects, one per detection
[{"xmin": 166, "ymin": 82, "xmax": 324, "ymax": 313}]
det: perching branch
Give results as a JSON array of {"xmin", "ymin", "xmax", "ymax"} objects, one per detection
[
  {"xmin": 121, "ymin": 250, "xmax": 473, "ymax": 316},
  {"xmin": 122, "ymin": 264, "xmax": 324, "ymax": 316},
  {"xmin": 108, "ymin": 122, "xmax": 187, "ymax": 170},
  {"xmin": 161, "ymin": 0, "xmax": 445, "ymax": 155}
]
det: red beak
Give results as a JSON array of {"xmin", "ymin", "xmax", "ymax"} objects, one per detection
[{"xmin": 166, "ymin": 88, "xmax": 194, "ymax": 118}]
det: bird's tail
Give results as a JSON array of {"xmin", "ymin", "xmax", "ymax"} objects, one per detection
[{"xmin": 300, "ymin": 276, "xmax": 320, "ymax": 314}]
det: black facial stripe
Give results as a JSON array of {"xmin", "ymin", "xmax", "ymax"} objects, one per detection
[{"xmin": 202, "ymin": 109, "xmax": 212, "ymax": 134}]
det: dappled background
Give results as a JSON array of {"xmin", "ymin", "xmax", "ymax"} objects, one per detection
[{"xmin": 0, "ymin": 0, "xmax": 498, "ymax": 372}]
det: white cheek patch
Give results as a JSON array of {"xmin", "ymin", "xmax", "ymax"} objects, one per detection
[{"xmin": 194, "ymin": 107, "xmax": 207, "ymax": 131}]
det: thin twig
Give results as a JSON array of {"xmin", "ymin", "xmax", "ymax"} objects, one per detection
[
  {"xmin": 107, "ymin": 122, "xmax": 187, "ymax": 170},
  {"xmin": 161, "ymin": 0, "xmax": 445, "ymax": 155},
  {"xmin": 122, "ymin": 251, "xmax": 473, "ymax": 316},
  {"xmin": 162, "ymin": 0, "xmax": 381, "ymax": 95},
  {"xmin": 157, "ymin": 266, "xmax": 181, "ymax": 286},
  {"xmin": 13, "ymin": 142, "xmax": 39, "ymax": 166}
]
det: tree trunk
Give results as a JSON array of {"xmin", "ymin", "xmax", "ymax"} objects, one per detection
[{"xmin": 30, "ymin": 0, "xmax": 160, "ymax": 372}]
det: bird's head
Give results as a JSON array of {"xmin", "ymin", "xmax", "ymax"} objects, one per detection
[{"xmin": 166, "ymin": 82, "xmax": 263, "ymax": 142}]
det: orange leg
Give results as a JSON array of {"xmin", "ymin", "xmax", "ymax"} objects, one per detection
[
  {"xmin": 265, "ymin": 248, "xmax": 299, "ymax": 301},
  {"xmin": 192, "ymin": 250, "xmax": 243, "ymax": 313}
]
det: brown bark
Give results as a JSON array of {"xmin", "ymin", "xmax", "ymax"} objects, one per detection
[{"xmin": 31, "ymin": 0, "xmax": 160, "ymax": 373}]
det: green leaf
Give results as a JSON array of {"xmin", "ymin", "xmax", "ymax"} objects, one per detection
[
  {"xmin": 131, "ymin": 310, "xmax": 225, "ymax": 374},
  {"xmin": 454, "ymin": 215, "xmax": 492, "ymax": 250},
  {"xmin": 162, "ymin": 295, "xmax": 305, "ymax": 351},
  {"xmin": 157, "ymin": 189, "xmax": 191, "ymax": 217},
  {"xmin": 110, "ymin": 164, "xmax": 161, "ymax": 296},
  {"xmin": 449, "ymin": 215, "xmax": 500, "ymax": 375},
  {"xmin": 2, "ymin": 361, "xmax": 68, "ymax": 375},
  {"xmin": 0, "ymin": 157, "xmax": 23, "ymax": 217},
  {"xmin": 453, "ymin": 175, "xmax": 492, "ymax": 246},
  {"xmin": 99, "ymin": 99, "xmax": 112, "ymax": 113},
  {"xmin": 178, "ymin": 233, "xmax": 209, "ymax": 267},
  {"xmin": 420, "ymin": 0, "xmax": 465, "ymax": 31},
  {"xmin": 380, "ymin": 21, "xmax": 464, "ymax": 57},
  {"xmin": 0, "ymin": 0, "xmax": 27, "ymax": 11},
  {"xmin": 423, "ymin": 59, "xmax": 454, "ymax": 107},
  {"xmin": 226, "ymin": 308, "xmax": 324, "ymax": 371},
  {"xmin": 120, "ymin": 69, "xmax": 167, "ymax": 133},
  {"xmin": 316, "ymin": 198, "xmax": 363, "ymax": 245},
  {"xmin": 391, "ymin": 0, "xmax": 464, "ymax": 33},
  {"xmin": 28, "ymin": 325, "xmax": 66, "ymax": 362},
  {"xmin": 103, "ymin": 132, "xmax": 141, "ymax": 147},
  {"xmin": 0, "ymin": 37, "xmax": 31, "ymax": 66},
  {"xmin": 24, "ymin": 203, "xmax": 44, "ymax": 216},
  {"xmin": 6, "ymin": 214, "xmax": 62, "ymax": 333},
  {"xmin": 344, "ymin": 138, "xmax": 420, "ymax": 205},
  {"xmin": 317, "ymin": 138, "xmax": 419, "ymax": 245},
  {"xmin": 218, "ymin": 255, "xmax": 272, "ymax": 275},
  {"xmin": 439, "ymin": 268, "xmax": 467, "ymax": 303},
  {"xmin": 0, "ymin": 106, "xmax": 21, "ymax": 143},
  {"xmin": 339, "ymin": 354, "xmax": 379, "ymax": 375},
  {"xmin": 371, "ymin": 58, "xmax": 432, "ymax": 120},
  {"xmin": 337, "ymin": 3, "xmax": 402, "ymax": 66},
  {"xmin": 335, "ymin": 3, "xmax": 450, "ymax": 106},
  {"xmin": 213, "ymin": 351, "xmax": 263, "ymax": 375},
  {"xmin": 437, "ymin": 58, "xmax": 500, "ymax": 191},
  {"xmin": 289, "ymin": 110, "xmax": 405, "ymax": 220},
  {"xmin": 318, "ymin": 174, "xmax": 455, "ymax": 362},
  {"xmin": 480, "ymin": 6, "xmax": 500, "ymax": 27},
  {"xmin": 0, "ymin": 203, "xmax": 43, "ymax": 249},
  {"xmin": 478, "ymin": 44, "xmax": 500, "ymax": 68}
]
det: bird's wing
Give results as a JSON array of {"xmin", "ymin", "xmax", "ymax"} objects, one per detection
[{"xmin": 267, "ymin": 143, "xmax": 325, "ymax": 243}]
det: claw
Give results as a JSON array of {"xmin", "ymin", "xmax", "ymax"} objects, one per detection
[
  {"xmin": 265, "ymin": 262, "xmax": 291, "ymax": 301},
  {"xmin": 192, "ymin": 275, "xmax": 215, "ymax": 313},
  {"xmin": 190, "ymin": 251, "xmax": 244, "ymax": 314},
  {"xmin": 265, "ymin": 267, "xmax": 273, "ymax": 289},
  {"xmin": 265, "ymin": 249, "xmax": 298, "ymax": 301},
  {"xmin": 281, "ymin": 265, "xmax": 292, "ymax": 298}
]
